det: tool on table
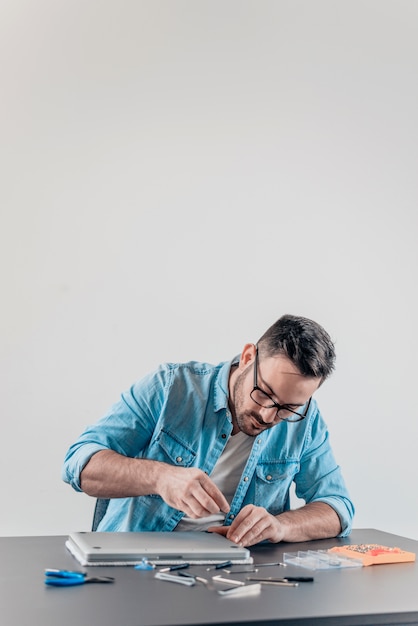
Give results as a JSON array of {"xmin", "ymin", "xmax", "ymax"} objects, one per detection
[
  {"xmin": 253, "ymin": 561, "xmax": 287, "ymax": 568},
  {"xmin": 273, "ymin": 576, "xmax": 313, "ymax": 582},
  {"xmin": 154, "ymin": 571, "xmax": 196, "ymax": 586},
  {"xmin": 217, "ymin": 583, "xmax": 261, "ymax": 597},
  {"xmin": 246, "ymin": 577, "xmax": 297, "ymax": 587},
  {"xmin": 194, "ymin": 576, "xmax": 215, "ymax": 590},
  {"xmin": 246, "ymin": 576, "xmax": 314, "ymax": 587},
  {"xmin": 44, "ymin": 569, "xmax": 114, "ymax": 587},
  {"xmin": 212, "ymin": 575, "xmax": 245, "ymax": 586},
  {"xmin": 211, "ymin": 574, "xmax": 262, "ymax": 597},
  {"xmin": 159, "ymin": 562, "xmax": 190, "ymax": 572},
  {"xmin": 206, "ymin": 560, "xmax": 233, "ymax": 571},
  {"xmin": 177, "ymin": 571, "xmax": 197, "ymax": 581},
  {"xmin": 223, "ymin": 567, "xmax": 259, "ymax": 574}
]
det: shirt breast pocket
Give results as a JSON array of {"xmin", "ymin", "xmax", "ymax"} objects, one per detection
[
  {"xmin": 149, "ymin": 429, "xmax": 197, "ymax": 468},
  {"xmin": 254, "ymin": 461, "xmax": 299, "ymax": 515}
]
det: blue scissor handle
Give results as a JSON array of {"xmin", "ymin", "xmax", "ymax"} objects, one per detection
[
  {"xmin": 45, "ymin": 569, "xmax": 86, "ymax": 586},
  {"xmin": 45, "ymin": 569, "xmax": 86, "ymax": 579},
  {"xmin": 44, "ymin": 569, "xmax": 114, "ymax": 586},
  {"xmin": 45, "ymin": 576, "xmax": 86, "ymax": 587}
]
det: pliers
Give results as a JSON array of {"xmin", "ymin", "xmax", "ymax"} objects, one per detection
[{"xmin": 44, "ymin": 569, "xmax": 114, "ymax": 586}]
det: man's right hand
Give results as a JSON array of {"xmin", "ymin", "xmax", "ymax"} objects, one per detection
[
  {"xmin": 156, "ymin": 465, "xmax": 230, "ymax": 519},
  {"xmin": 81, "ymin": 450, "xmax": 229, "ymax": 519}
]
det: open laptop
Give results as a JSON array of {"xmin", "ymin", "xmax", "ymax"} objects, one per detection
[{"xmin": 66, "ymin": 531, "xmax": 252, "ymax": 566}]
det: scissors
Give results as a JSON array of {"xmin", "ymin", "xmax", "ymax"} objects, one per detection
[{"xmin": 44, "ymin": 569, "xmax": 114, "ymax": 587}]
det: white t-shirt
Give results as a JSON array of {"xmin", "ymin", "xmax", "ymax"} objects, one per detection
[{"xmin": 175, "ymin": 431, "xmax": 254, "ymax": 531}]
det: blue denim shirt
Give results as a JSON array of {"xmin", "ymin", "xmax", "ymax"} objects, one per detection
[{"xmin": 62, "ymin": 358, "xmax": 354, "ymax": 534}]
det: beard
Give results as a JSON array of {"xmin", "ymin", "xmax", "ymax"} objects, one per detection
[{"xmin": 232, "ymin": 368, "xmax": 275, "ymax": 437}]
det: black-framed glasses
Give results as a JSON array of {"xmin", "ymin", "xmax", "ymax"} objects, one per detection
[{"xmin": 250, "ymin": 347, "xmax": 311, "ymax": 423}]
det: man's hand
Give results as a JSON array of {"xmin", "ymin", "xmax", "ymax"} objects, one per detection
[
  {"xmin": 208, "ymin": 501, "xmax": 342, "ymax": 546},
  {"xmin": 80, "ymin": 451, "xmax": 229, "ymax": 518},
  {"xmin": 208, "ymin": 504, "xmax": 282, "ymax": 546},
  {"xmin": 156, "ymin": 466, "xmax": 230, "ymax": 519}
]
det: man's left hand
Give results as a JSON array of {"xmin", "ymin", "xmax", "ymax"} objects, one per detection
[{"xmin": 207, "ymin": 504, "xmax": 284, "ymax": 547}]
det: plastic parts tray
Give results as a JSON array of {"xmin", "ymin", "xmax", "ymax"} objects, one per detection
[{"xmin": 283, "ymin": 550, "xmax": 363, "ymax": 570}]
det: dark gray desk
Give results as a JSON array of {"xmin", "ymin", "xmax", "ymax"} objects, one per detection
[{"xmin": 1, "ymin": 529, "xmax": 418, "ymax": 626}]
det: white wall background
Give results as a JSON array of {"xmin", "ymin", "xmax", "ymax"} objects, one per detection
[{"xmin": 1, "ymin": 0, "xmax": 417, "ymax": 539}]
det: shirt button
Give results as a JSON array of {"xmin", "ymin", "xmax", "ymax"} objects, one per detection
[
  {"xmin": 221, "ymin": 433, "xmax": 227, "ymax": 439},
  {"xmin": 229, "ymin": 514, "xmax": 235, "ymax": 520},
  {"xmin": 257, "ymin": 438, "xmax": 262, "ymax": 444},
  {"xmin": 266, "ymin": 475, "xmax": 272, "ymax": 481},
  {"xmin": 243, "ymin": 476, "xmax": 249, "ymax": 482},
  {"xmin": 176, "ymin": 456, "xmax": 183, "ymax": 464}
]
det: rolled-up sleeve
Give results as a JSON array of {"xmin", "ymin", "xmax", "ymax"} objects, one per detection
[
  {"xmin": 62, "ymin": 442, "xmax": 108, "ymax": 491},
  {"xmin": 294, "ymin": 409, "xmax": 355, "ymax": 537},
  {"xmin": 62, "ymin": 367, "xmax": 168, "ymax": 491}
]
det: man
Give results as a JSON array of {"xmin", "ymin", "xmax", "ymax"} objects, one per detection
[{"xmin": 62, "ymin": 314, "xmax": 354, "ymax": 547}]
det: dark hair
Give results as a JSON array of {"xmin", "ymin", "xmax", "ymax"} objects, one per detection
[{"xmin": 257, "ymin": 314, "xmax": 336, "ymax": 381}]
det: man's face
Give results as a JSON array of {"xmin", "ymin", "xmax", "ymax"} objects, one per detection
[{"xmin": 231, "ymin": 346, "xmax": 321, "ymax": 437}]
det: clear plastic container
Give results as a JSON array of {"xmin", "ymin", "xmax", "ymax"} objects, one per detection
[{"xmin": 283, "ymin": 550, "xmax": 363, "ymax": 570}]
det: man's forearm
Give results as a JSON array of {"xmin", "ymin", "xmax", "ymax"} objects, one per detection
[
  {"xmin": 275, "ymin": 501, "xmax": 342, "ymax": 542},
  {"xmin": 80, "ymin": 449, "xmax": 164, "ymax": 498},
  {"xmin": 79, "ymin": 450, "xmax": 230, "ymax": 520}
]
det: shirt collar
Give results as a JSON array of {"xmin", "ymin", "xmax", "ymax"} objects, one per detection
[{"xmin": 213, "ymin": 355, "xmax": 240, "ymax": 413}]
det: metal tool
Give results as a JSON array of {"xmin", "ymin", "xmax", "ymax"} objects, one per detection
[
  {"xmin": 212, "ymin": 575, "xmax": 245, "ymax": 586},
  {"xmin": 246, "ymin": 576, "xmax": 314, "ymax": 587},
  {"xmin": 217, "ymin": 583, "xmax": 261, "ymax": 596},
  {"xmin": 206, "ymin": 560, "xmax": 233, "ymax": 571},
  {"xmin": 194, "ymin": 576, "xmax": 215, "ymax": 590},
  {"xmin": 159, "ymin": 562, "xmax": 190, "ymax": 572},
  {"xmin": 246, "ymin": 577, "xmax": 297, "ymax": 587},
  {"xmin": 223, "ymin": 568, "xmax": 259, "ymax": 574},
  {"xmin": 154, "ymin": 571, "xmax": 195, "ymax": 586},
  {"xmin": 253, "ymin": 561, "xmax": 287, "ymax": 568}
]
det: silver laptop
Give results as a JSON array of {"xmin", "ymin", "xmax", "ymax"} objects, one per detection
[{"xmin": 66, "ymin": 531, "xmax": 252, "ymax": 566}]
